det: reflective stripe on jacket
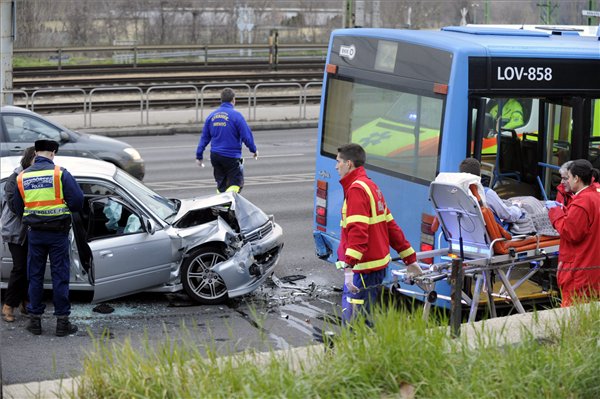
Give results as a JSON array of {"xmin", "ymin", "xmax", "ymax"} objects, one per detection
[
  {"xmin": 338, "ymin": 166, "xmax": 416, "ymax": 273},
  {"xmin": 17, "ymin": 166, "xmax": 70, "ymax": 221}
]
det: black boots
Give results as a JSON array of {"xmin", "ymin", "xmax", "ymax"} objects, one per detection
[
  {"xmin": 26, "ymin": 315, "xmax": 78, "ymax": 336},
  {"xmin": 26, "ymin": 315, "xmax": 42, "ymax": 335},
  {"xmin": 56, "ymin": 316, "xmax": 78, "ymax": 337}
]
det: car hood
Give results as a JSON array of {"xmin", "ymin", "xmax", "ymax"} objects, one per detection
[
  {"xmin": 84, "ymin": 133, "xmax": 129, "ymax": 149},
  {"xmin": 173, "ymin": 192, "xmax": 270, "ymax": 235}
]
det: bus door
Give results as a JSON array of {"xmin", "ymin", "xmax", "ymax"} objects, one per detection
[
  {"xmin": 470, "ymin": 95, "xmax": 597, "ymax": 201},
  {"xmin": 588, "ymin": 98, "xmax": 600, "ymax": 170},
  {"xmin": 469, "ymin": 96, "xmax": 540, "ymax": 198}
]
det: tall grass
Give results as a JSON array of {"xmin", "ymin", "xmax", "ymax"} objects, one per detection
[{"xmin": 74, "ymin": 304, "xmax": 600, "ymax": 398}]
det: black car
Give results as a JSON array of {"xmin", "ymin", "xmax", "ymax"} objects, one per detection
[{"xmin": 0, "ymin": 106, "xmax": 145, "ymax": 180}]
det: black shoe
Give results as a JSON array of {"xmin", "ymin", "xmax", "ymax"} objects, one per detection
[
  {"xmin": 56, "ymin": 316, "xmax": 78, "ymax": 337},
  {"xmin": 26, "ymin": 315, "xmax": 42, "ymax": 335}
]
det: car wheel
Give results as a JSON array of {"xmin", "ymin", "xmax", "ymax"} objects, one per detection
[{"xmin": 181, "ymin": 246, "xmax": 229, "ymax": 305}]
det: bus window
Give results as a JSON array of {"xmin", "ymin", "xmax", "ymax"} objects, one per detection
[{"xmin": 322, "ymin": 76, "xmax": 444, "ymax": 182}]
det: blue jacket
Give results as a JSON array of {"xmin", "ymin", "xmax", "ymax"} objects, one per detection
[
  {"xmin": 196, "ymin": 102, "xmax": 257, "ymax": 160},
  {"xmin": 13, "ymin": 156, "xmax": 84, "ymax": 227}
]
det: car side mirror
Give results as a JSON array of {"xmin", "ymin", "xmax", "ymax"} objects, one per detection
[
  {"xmin": 142, "ymin": 216, "xmax": 156, "ymax": 235},
  {"xmin": 60, "ymin": 131, "xmax": 70, "ymax": 143}
]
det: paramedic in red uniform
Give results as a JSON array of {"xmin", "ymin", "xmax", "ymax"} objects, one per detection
[
  {"xmin": 335, "ymin": 143, "xmax": 419, "ymax": 324},
  {"xmin": 547, "ymin": 159, "xmax": 600, "ymax": 307}
]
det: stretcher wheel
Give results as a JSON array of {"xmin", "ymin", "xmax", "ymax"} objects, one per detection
[{"xmin": 427, "ymin": 291, "xmax": 438, "ymax": 304}]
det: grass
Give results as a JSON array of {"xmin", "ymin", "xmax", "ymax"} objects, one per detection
[{"xmin": 73, "ymin": 303, "xmax": 600, "ymax": 398}]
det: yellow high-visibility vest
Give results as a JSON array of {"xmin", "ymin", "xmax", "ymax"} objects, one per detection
[{"xmin": 17, "ymin": 166, "xmax": 70, "ymax": 218}]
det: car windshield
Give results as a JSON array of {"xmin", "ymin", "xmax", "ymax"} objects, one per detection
[{"xmin": 114, "ymin": 169, "xmax": 178, "ymax": 222}]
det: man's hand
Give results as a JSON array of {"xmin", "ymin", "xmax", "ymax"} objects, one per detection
[
  {"xmin": 545, "ymin": 200, "xmax": 560, "ymax": 209},
  {"xmin": 196, "ymin": 159, "xmax": 205, "ymax": 168},
  {"xmin": 405, "ymin": 262, "xmax": 423, "ymax": 277},
  {"xmin": 253, "ymin": 152, "xmax": 259, "ymax": 160},
  {"xmin": 344, "ymin": 269, "xmax": 359, "ymax": 294}
]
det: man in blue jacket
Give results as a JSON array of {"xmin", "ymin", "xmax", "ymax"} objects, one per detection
[
  {"xmin": 196, "ymin": 88, "xmax": 258, "ymax": 193},
  {"xmin": 13, "ymin": 140, "xmax": 84, "ymax": 336}
]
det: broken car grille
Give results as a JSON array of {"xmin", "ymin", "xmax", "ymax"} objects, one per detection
[{"xmin": 244, "ymin": 221, "xmax": 273, "ymax": 243}]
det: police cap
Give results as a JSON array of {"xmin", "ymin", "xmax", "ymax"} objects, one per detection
[{"xmin": 34, "ymin": 139, "xmax": 59, "ymax": 153}]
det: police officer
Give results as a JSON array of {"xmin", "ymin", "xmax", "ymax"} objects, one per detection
[
  {"xmin": 13, "ymin": 139, "xmax": 84, "ymax": 336},
  {"xmin": 195, "ymin": 88, "xmax": 258, "ymax": 193}
]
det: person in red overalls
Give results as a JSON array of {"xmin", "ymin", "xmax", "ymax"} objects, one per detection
[
  {"xmin": 547, "ymin": 159, "xmax": 600, "ymax": 307},
  {"xmin": 335, "ymin": 143, "xmax": 419, "ymax": 324},
  {"xmin": 556, "ymin": 160, "xmax": 600, "ymax": 207}
]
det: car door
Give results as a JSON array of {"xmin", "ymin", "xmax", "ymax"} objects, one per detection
[{"xmin": 86, "ymin": 197, "xmax": 173, "ymax": 303}]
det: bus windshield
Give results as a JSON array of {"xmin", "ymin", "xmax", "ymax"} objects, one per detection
[{"xmin": 322, "ymin": 76, "xmax": 444, "ymax": 182}]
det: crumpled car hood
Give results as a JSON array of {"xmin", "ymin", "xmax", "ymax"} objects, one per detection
[{"xmin": 172, "ymin": 192, "xmax": 270, "ymax": 235}]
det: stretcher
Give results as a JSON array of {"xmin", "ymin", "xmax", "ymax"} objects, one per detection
[{"xmin": 392, "ymin": 173, "xmax": 560, "ymax": 321}]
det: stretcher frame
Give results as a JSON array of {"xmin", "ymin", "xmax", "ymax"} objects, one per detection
[{"xmin": 393, "ymin": 178, "xmax": 560, "ymax": 322}]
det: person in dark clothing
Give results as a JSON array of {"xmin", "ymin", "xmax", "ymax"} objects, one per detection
[
  {"xmin": 195, "ymin": 88, "xmax": 258, "ymax": 193},
  {"xmin": 1, "ymin": 147, "xmax": 36, "ymax": 322},
  {"xmin": 13, "ymin": 140, "xmax": 84, "ymax": 336}
]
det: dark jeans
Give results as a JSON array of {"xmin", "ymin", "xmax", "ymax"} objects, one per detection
[
  {"xmin": 26, "ymin": 230, "xmax": 71, "ymax": 316},
  {"xmin": 210, "ymin": 152, "xmax": 244, "ymax": 193},
  {"xmin": 4, "ymin": 242, "xmax": 29, "ymax": 308},
  {"xmin": 341, "ymin": 268, "xmax": 386, "ymax": 324}
]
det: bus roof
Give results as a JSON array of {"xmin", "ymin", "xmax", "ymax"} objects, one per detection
[{"xmin": 331, "ymin": 26, "xmax": 600, "ymax": 59}]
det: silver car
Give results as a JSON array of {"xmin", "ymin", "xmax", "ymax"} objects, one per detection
[{"xmin": 0, "ymin": 156, "xmax": 283, "ymax": 304}]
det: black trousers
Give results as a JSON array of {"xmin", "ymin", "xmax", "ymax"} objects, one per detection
[
  {"xmin": 210, "ymin": 152, "xmax": 244, "ymax": 193},
  {"xmin": 4, "ymin": 242, "xmax": 29, "ymax": 308}
]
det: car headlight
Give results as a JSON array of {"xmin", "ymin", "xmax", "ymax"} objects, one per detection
[{"xmin": 124, "ymin": 147, "xmax": 142, "ymax": 161}]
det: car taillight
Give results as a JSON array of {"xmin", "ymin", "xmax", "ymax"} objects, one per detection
[
  {"xmin": 315, "ymin": 180, "xmax": 328, "ymax": 230},
  {"xmin": 420, "ymin": 213, "xmax": 437, "ymax": 264}
]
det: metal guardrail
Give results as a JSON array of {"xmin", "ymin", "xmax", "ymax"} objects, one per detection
[
  {"xmin": 0, "ymin": 89, "xmax": 29, "ymax": 108},
  {"xmin": 146, "ymin": 85, "xmax": 199, "ymax": 125},
  {"xmin": 31, "ymin": 88, "xmax": 87, "ymax": 126},
  {"xmin": 303, "ymin": 81, "xmax": 322, "ymax": 119},
  {"xmin": 14, "ymin": 43, "xmax": 327, "ymax": 69},
  {"xmin": 8, "ymin": 81, "xmax": 322, "ymax": 127},
  {"xmin": 89, "ymin": 87, "xmax": 144, "ymax": 126},
  {"xmin": 253, "ymin": 83, "xmax": 303, "ymax": 120}
]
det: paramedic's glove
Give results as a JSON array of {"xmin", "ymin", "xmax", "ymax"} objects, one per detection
[
  {"xmin": 335, "ymin": 261, "xmax": 349, "ymax": 270},
  {"xmin": 545, "ymin": 200, "xmax": 560, "ymax": 209},
  {"xmin": 405, "ymin": 262, "xmax": 423, "ymax": 277},
  {"xmin": 344, "ymin": 269, "xmax": 359, "ymax": 294},
  {"xmin": 253, "ymin": 152, "xmax": 259, "ymax": 160},
  {"xmin": 196, "ymin": 159, "xmax": 205, "ymax": 168}
]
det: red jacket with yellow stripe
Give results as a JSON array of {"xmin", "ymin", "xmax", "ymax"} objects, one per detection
[{"xmin": 337, "ymin": 166, "xmax": 416, "ymax": 273}]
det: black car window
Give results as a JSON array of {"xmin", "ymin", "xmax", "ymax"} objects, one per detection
[
  {"xmin": 3, "ymin": 114, "xmax": 61, "ymax": 143},
  {"xmin": 87, "ymin": 197, "xmax": 142, "ymax": 240}
]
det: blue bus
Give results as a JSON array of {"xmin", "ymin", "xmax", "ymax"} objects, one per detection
[{"xmin": 313, "ymin": 25, "xmax": 600, "ymax": 307}]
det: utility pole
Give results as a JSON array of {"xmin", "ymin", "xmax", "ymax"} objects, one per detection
[
  {"xmin": 537, "ymin": 1, "xmax": 559, "ymax": 25},
  {"xmin": 0, "ymin": 0, "xmax": 16, "ymax": 106},
  {"xmin": 483, "ymin": 0, "xmax": 490, "ymax": 24},
  {"xmin": 344, "ymin": 0, "xmax": 354, "ymax": 28}
]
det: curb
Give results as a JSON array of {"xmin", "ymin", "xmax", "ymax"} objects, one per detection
[{"xmin": 78, "ymin": 120, "xmax": 319, "ymax": 138}]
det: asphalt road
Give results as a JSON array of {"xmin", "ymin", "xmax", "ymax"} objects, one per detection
[{"xmin": 1, "ymin": 127, "xmax": 344, "ymax": 385}]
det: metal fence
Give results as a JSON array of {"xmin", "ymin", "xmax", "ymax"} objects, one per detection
[
  {"xmin": 8, "ymin": 81, "xmax": 322, "ymax": 127},
  {"xmin": 14, "ymin": 43, "xmax": 327, "ymax": 69}
]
